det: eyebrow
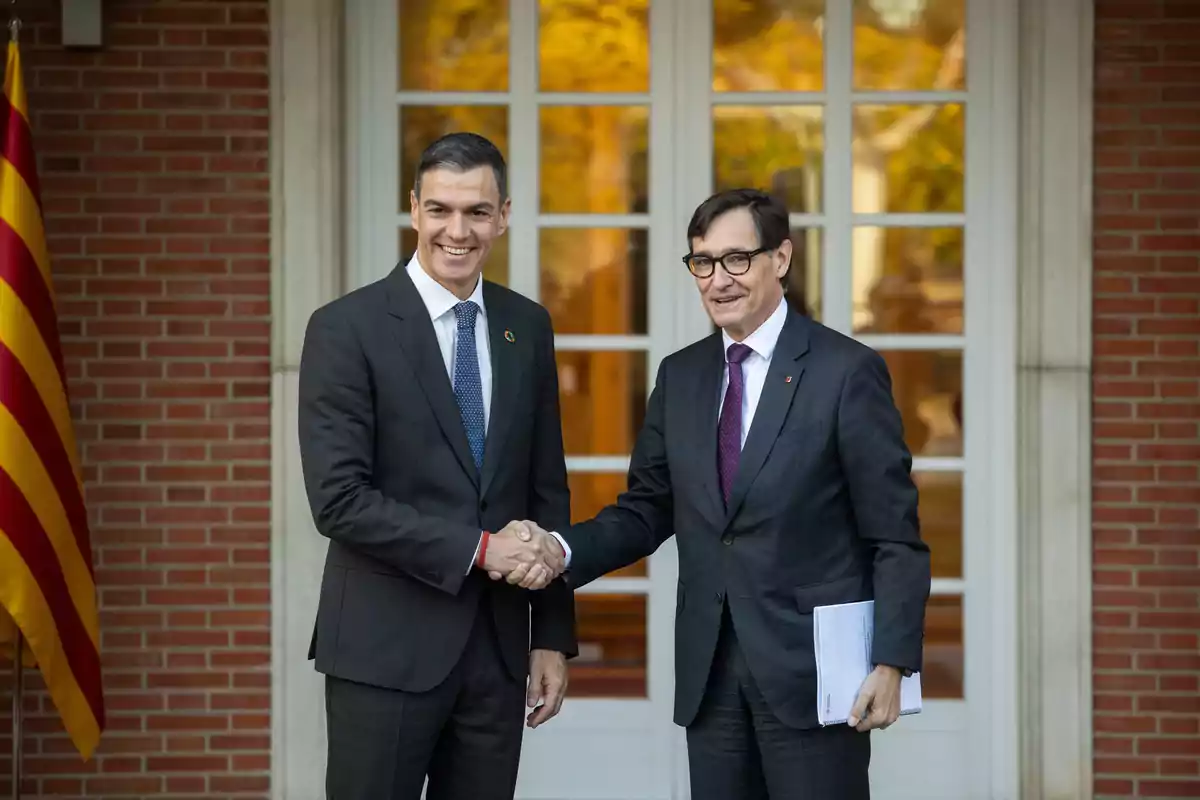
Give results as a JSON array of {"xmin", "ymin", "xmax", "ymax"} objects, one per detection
[
  {"xmin": 691, "ymin": 246, "xmax": 757, "ymax": 257},
  {"xmin": 422, "ymin": 199, "xmax": 496, "ymax": 213}
]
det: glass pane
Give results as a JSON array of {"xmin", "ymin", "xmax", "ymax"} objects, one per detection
[
  {"xmin": 877, "ymin": 349, "xmax": 962, "ymax": 458},
  {"xmin": 713, "ymin": 106, "xmax": 824, "ymax": 213},
  {"xmin": 852, "ymin": 104, "xmax": 964, "ymax": 214},
  {"xmin": 713, "ymin": 0, "xmax": 824, "ymax": 92},
  {"xmin": 540, "ymin": 106, "xmax": 649, "ymax": 214},
  {"xmin": 567, "ymin": 472, "xmax": 647, "ymax": 578},
  {"xmin": 557, "ymin": 350, "xmax": 647, "ymax": 457},
  {"xmin": 539, "ymin": 0, "xmax": 650, "ymax": 92},
  {"xmin": 853, "ymin": 0, "xmax": 966, "ymax": 92},
  {"xmin": 924, "ymin": 594, "xmax": 963, "ymax": 699},
  {"xmin": 852, "ymin": 227, "xmax": 963, "ymax": 334},
  {"xmin": 400, "ymin": 228, "xmax": 509, "ymax": 287},
  {"xmin": 541, "ymin": 229, "xmax": 648, "ymax": 335},
  {"xmin": 399, "ymin": 106, "xmax": 508, "ymax": 213},
  {"xmin": 916, "ymin": 471, "xmax": 961, "ymax": 579},
  {"xmin": 398, "ymin": 0, "xmax": 509, "ymax": 91},
  {"xmin": 785, "ymin": 227, "xmax": 822, "ymax": 322},
  {"xmin": 569, "ymin": 594, "xmax": 646, "ymax": 697}
]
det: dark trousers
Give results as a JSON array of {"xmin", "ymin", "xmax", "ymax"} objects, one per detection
[
  {"xmin": 686, "ymin": 609, "xmax": 872, "ymax": 800},
  {"xmin": 324, "ymin": 597, "xmax": 526, "ymax": 800}
]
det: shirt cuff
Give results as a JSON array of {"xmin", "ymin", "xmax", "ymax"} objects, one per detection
[
  {"xmin": 548, "ymin": 531, "xmax": 572, "ymax": 568},
  {"xmin": 467, "ymin": 531, "xmax": 484, "ymax": 575}
]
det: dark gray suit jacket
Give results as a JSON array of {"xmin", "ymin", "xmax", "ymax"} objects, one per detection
[
  {"xmin": 298, "ymin": 265, "xmax": 577, "ymax": 693},
  {"xmin": 562, "ymin": 309, "xmax": 930, "ymax": 729}
]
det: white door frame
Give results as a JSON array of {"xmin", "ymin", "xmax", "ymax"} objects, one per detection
[{"xmin": 268, "ymin": 0, "xmax": 1095, "ymax": 797}]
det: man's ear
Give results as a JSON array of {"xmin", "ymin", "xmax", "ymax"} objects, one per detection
[
  {"xmin": 497, "ymin": 197, "xmax": 512, "ymax": 236},
  {"xmin": 774, "ymin": 238, "xmax": 794, "ymax": 279}
]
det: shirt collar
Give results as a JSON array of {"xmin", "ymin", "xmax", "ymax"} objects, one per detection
[
  {"xmin": 406, "ymin": 252, "xmax": 486, "ymax": 322},
  {"xmin": 721, "ymin": 296, "xmax": 787, "ymax": 362}
]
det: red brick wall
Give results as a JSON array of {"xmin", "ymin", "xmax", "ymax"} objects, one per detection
[
  {"xmin": 1, "ymin": 2, "xmax": 272, "ymax": 797},
  {"xmin": 1092, "ymin": 1, "xmax": 1200, "ymax": 797}
]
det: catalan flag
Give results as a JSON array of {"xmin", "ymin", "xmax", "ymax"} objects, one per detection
[{"xmin": 0, "ymin": 38, "xmax": 104, "ymax": 759}]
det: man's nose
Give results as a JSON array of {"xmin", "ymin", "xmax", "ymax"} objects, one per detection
[
  {"xmin": 447, "ymin": 214, "xmax": 469, "ymax": 240},
  {"xmin": 709, "ymin": 264, "xmax": 734, "ymax": 289}
]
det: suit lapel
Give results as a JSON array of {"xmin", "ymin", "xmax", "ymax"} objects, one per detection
[
  {"xmin": 723, "ymin": 311, "xmax": 811, "ymax": 526},
  {"xmin": 479, "ymin": 283, "xmax": 524, "ymax": 499},
  {"xmin": 690, "ymin": 334, "xmax": 727, "ymax": 527},
  {"xmin": 385, "ymin": 267, "xmax": 480, "ymax": 489}
]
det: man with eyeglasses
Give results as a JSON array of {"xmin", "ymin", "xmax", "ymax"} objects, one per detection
[{"xmin": 504, "ymin": 188, "xmax": 931, "ymax": 799}]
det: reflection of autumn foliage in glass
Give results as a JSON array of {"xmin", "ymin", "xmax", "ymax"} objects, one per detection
[
  {"xmin": 539, "ymin": 0, "xmax": 650, "ymax": 92},
  {"xmin": 713, "ymin": 0, "xmax": 825, "ymax": 91},
  {"xmin": 854, "ymin": 0, "xmax": 965, "ymax": 91},
  {"xmin": 399, "ymin": 0, "xmax": 510, "ymax": 91}
]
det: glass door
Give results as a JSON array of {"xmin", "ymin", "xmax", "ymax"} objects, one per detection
[
  {"xmin": 671, "ymin": 1, "xmax": 993, "ymax": 797},
  {"xmin": 349, "ymin": 0, "xmax": 686, "ymax": 796}
]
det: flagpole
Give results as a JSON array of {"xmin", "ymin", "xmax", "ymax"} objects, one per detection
[{"xmin": 9, "ymin": 630, "xmax": 21, "ymax": 800}]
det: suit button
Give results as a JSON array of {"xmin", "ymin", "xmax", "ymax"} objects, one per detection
[
  {"xmin": 714, "ymin": 591, "xmax": 724, "ymax": 603},
  {"xmin": 721, "ymin": 534, "xmax": 733, "ymax": 545}
]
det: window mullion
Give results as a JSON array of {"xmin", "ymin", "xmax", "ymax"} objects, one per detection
[
  {"xmin": 508, "ymin": 0, "xmax": 540, "ymax": 301},
  {"xmin": 822, "ymin": 0, "xmax": 853, "ymax": 335}
]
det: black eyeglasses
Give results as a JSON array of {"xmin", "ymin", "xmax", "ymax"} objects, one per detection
[{"xmin": 682, "ymin": 248, "xmax": 769, "ymax": 278}]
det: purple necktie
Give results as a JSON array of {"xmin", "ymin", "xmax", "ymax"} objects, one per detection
[{"xmin": 717, "ymin": 343, "xmax": 752, "ymax": 505}]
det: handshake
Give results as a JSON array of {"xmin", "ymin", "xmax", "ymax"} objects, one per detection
[{"xmin": 478, "ymin": 520, "xmax": 566, "ymax": 590}]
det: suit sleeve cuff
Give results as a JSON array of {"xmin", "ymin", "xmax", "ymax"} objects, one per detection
[{"xmin": 548, "ymin": 531, "xmax": 572, "ymax": 568}]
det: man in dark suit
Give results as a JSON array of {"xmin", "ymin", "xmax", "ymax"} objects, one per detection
[
  {"xmin": 298, "ymin": 132, "xmax": 576, "ymax": 800},
  {"xmin": 506, "ymin": 189, "xmax": 931, "ymax": 799}
]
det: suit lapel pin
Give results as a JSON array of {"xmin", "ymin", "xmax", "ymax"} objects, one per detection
[
  {"xmin": 504, "ymin": 329, "xmax": 515, "ymax": 343},
  {"xmin": 785, "ymin": 375, "xmax": 793, "ymax": 383}
]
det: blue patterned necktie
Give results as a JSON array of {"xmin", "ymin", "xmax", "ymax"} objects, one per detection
[
  {"xmin": 452, "ymin": 301, "xmax": 485, "ymax": 471},
  {"xmin": 717, "ymin": 343, "xmax": 752, "ymax": 505}
]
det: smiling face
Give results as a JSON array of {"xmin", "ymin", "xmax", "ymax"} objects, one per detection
[
  {"xmin": 410, "ymin": 165, "xmax": 510, "ymax": 299},
  {"xmin": 690, "ymin": 207, "xmax": 790, "ymax": 341}
]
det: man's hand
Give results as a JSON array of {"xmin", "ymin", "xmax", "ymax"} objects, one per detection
[
  {"xmin": 847, "ymin": 664, "xmax": 903, "ymax": 732},
  {"xmin": 481, "ymin": 521, "xmax": 564, "ymax": 589},
  {"xmin": 526, "ymin": 649, "xmax": 567, "ymax": 729},
  {"xmin": 497, "ymin": 522, "xmax": 564, "ymax": 590}
]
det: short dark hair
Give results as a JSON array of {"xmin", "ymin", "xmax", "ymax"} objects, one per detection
[
  {"xmin": 686, "ymin": 188, "xmax": 789, "ymax": 251},
  {"xmin": 414, "ymin": 132, "xmax": 508, "ymax": 200}
]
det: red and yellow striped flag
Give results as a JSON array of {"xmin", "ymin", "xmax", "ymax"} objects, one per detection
[{"xmin": 0, "ymin": 38, "xmax": 104, "ymax": 759}]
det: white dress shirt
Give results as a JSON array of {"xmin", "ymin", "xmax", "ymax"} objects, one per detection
[
  {"xmin": 718, "ymin": 295, "xmax": 789, "ymax": 447},
  {"xmin": 557, "ymin": 296, "xmax": 789, "ymax": 569},
  {"xmin": 406, "ymin": 256, "xmax": 492, "ymax": 430}
]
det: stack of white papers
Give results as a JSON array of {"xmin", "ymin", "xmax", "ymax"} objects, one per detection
[{"xmin": 812, "ymin": 600, "xmax": 923, "ymax": 726}]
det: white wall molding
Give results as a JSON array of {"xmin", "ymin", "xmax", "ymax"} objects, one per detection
[
  {"xmin": 269, "ymin": 0, "xmax": 345, "ymax": 796},
  {"xmin": 1017, "ymin": 0, "xmax": 1095, "ymax": 797}
]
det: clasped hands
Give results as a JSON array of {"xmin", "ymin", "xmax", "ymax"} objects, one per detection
[{"xmin": 479, "ymin": 520, "xmax": 564, "ymax": 590}]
